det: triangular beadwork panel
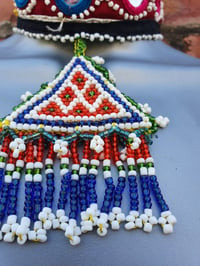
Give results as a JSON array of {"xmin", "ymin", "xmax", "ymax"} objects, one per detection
[{"xmin": 8, "ymin": 56, "xmax": 150, "ymax": 134}]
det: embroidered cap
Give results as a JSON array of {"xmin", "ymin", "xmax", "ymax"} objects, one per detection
[{"xmin": 13, "ymin": 0, "xmax": 164, "ymax": 42}]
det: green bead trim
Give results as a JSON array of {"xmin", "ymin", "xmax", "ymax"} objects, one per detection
[
  {"xmin": 137, "ymin": 163, "xmax": 145, "ymax": 169},
  {"xmin": 5, "ymin": 171, "xmax": 12, "ymax": 176},
  {"xmin": 146, "ymin": 162, "xmax": 154, "ymax": 168},
  {"xmin": 72, "ymin": 170, "xmax": 79, "ymax": 175},
  {"xmin": 74, "ymin": 38, "xmax": 87, "ymax": 57},
  {"xmin": 123, "ymin": 94, "xmax": 159, "ymax": 135},
  {"xmin": 91, "ymin": 165, "xmax": 97, "ymax": 170},
  {"xmin": 117, "ymin": 165, "xmax": 125, "ymax": 171},
  {"xmin": 84, "ymin": 55, "xmax": 113, "ymax": 85},
  {"xmin": 34, "ymin": 169, "xmax": 41, "ymax": 175},
  {"xmin": 25, "ymin": 133, "xmax": 41, "ymax": 142},
  {"xmin": 103, "ymin": 166, "xmax": 110, "ymax": 171},
  {"xmin": 46, "ymin": 164, "xmax": 53, "ymax": 169},
  {"xmin": 127, "ymin": 138, "xmax": 133, "ymax": 144},
  {"xmin": 81, "ymin": 163, "xmax": 88, "ymax": 169},
  {"xmin": 0, "ymin": 123, "xmax": 151, "ymax": 157},
  {"xmin": 0, "ymin": 156, "xmax": 6, "ymax": 162},
  {"xmin": 128, "ymin": 165, "xmax": 136, "ymax": 171},
  {"xmin": 73, "ymin": 38, "xmax": 115, "ymax": 84},
  {"xmin": 60, "ymin": 164, "xmax": 68, "ymax": 169},
  {"xmin": 26, "ymin": 169, "xmax": 33, "ymax": 175},
  {"xmin": 12, "ymin": 83, "xmax": 48, "ymax": 113},
  {"xmin": 15, "ymin": 167, "xmax": 22, "ymax": 173}
]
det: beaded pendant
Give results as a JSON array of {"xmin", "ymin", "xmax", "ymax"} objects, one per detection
[{"xmin": 0, "ymin": 39, "xmax": 176, "ymax": 245}]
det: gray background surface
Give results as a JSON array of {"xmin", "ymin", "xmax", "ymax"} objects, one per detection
[{"xmin": 0, "ymin": 34, "xmax": 200, "ymax": 266}]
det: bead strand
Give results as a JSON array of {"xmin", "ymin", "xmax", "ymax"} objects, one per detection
[
  {"xmin": 0, "ymin": 135, "xmax": 10, "ymax": 154},
  {"xmin": 0, "ymin": 182, "xmax": 10, "ymax": 223},
  {"xmin": 134, "ymin": 144, "xmax": 159, "ymax": 233},
  {"xmin": 0, "ymin": 137, "xmax": 10, "ymax": 191},
  {"xmin": 0, "ymin": 148, "xmax": 18, "ymax": 222},
  {"xmin": 7, "ymin": 179, "xmax": 20, "ymax": 216},
  {"xmin": 101, "ymin": 177, "xmax": 115, "ymax": 214},
  {"xmin": 24, "ymin": 141, "xmax": 34, "ymax": 220},
  {"xmin": 87, "ymin": 150, "xmax": 100, "ymax": 205},
  {"xmin": 44, "ymin": 142, "xmax": 55, "ymax": 209},
  {"xmin": 33, "ymin": 182, "xmax": 43, "ymax": 221},
  {"xmin": 69, "ymin": 140, "xmax": 79, "ymax": 220},
  {"xmin": 126, "ymin": 145, "xmax": 139, "ymax": 212},
  {"xmin": 4, "ymin": 151, "xmax": 16, "ymax": 183},
  {"xmin": 101, "ymin": 137, "xmax": 115, "ymax": 214},
  {"xmin": 57, "ymin": 134, "xmax": 70, "ymax": 211},
  {"xmin": 57, "ymin": 171, "xmax": 71, "ymax": 210},
  {"xmin": 150, "ymin": 175, "xmax": 169, "ymax": 212},
  {"xmin": 87, "ymin": 173, "xmax": 97, "ymax": 205},
  {"xmin": 33, "ymin": 136, "xmax": 44, "ymax": 221},
  {"xmin": 0, "ymin": 168, "xmax": 4, "ymax": 192},
  {"xmin": 69, "ymin": 179, "xmax": 79, "ymax": 220},
  {"xmin": 7, "ymin": 148, "xmax": 25, "ymax": 216},
  {"xmin": 140, "ymin": 136, "xmax": 169, "ymax": 212},
  {"xmin": 112, "ymin": 134, "xmax": 126, "ymax": 209},
  {"xmin": 0, "ymin": 136, "xmax": 11, "ymax": 190},
  {"xmin": 135, "ymin": 147, "xmax": 152, "ymax": 210},
  {"xmin": 70, "ymin": 139, "xmax": 80, "ymax": 165},
  {"xmin": 79, "ymin": 140, "xmax": 90, "ymax": 212},
  {"xmin": 139, "ymin": 137, "xmax": 176, "ymax": 233},
  {"xmin": 105, "ymin": 135, "xmax": 126, "ymax": 231}
]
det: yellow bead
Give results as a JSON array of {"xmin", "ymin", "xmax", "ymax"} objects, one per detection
[
  {"xmin": 2, "ymin": 120, "xmax": 10, "ymax": 127},
  {"xmin": 112, "ymin": 122, "xmax": 117, "ymax": 127}
]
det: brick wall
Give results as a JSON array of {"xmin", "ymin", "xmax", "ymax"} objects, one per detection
[
  {"xmin": 0, "ymin": 0, "xmax": 200, "ymax": 58},
  {"xmin": 164, "ymin": 0, "xmax": 200, "ymax": 58}
]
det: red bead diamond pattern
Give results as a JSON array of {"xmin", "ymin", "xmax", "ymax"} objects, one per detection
[
  {"xmin": 58, "ymin": 86, "xmax": 76, "ymax": 107},
  {"xmin": 71, "ymin": 71, "xmax": 88, "ymax": 90},
  {"xmin": 36, "ymin": 69, "xmax": 124, "ymax": 120},
  {"xmin": 67, "ymin": 103, "xmax": 89, "ymax": 117},
  {"xmin": 95, "ymin": 99, "xmax": 119, "ymax": 115},
  {"xmin": 83, "ymin": 84, "xmax": 100, "ymax": 104},
  {"xmin": 38, "ymin": 102, "xmax": 65, "ymax": 117}
]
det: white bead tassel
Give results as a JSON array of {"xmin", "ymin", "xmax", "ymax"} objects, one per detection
[
  {"xmin": 139, "ymin": 209, "xmax": 158, "ymax": 233},
  {"xmin": 81, "ymin": 203, "xmax": 100, "ymax": 233},
  {"xmin": 65, "ymin": 219, "xmax": 81, "ymax": 246},
  {"xmin": 96, "ymin": 213, "xmax": 109, "ymax": 237},
  {"xmin": 16, "ymin": 217, "xmax": 31, "ymax": 245},
  {"xmin": 125, "ymin": 211, "xmax": 141, "ymax": 230},
  {"xmin": 28, "ymin": 221, "xmax": 47, "ymax": 243},
  {"xmin": 52, "ymin": 209, "xmax": 69, "ymax": 231},
  {"xmin": 38, "ymin": 207, "xmax": 55, "ymax": 230},
  {"xmin": 108, "ymin": 207, "xmax": 126, "ymax": 231},
  {"xmin": 158, "ymin": 211, "xmax": 177, "ymax": 234},
  {"xmin": 1, "ymin": 215, "xmax": 19, "ymax": 243}
]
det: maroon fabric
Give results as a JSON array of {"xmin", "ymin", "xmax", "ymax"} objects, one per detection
[{"xmin": 19, "ymin": 0, "xmax": 162, "ymax": 22}]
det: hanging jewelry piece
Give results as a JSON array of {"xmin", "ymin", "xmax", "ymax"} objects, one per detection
[
  {"xmin": 1, "ymin": 0, "xmax": 177, "ymax": 245},
  {"xmin": 0, "ymin": 38, "xmax": 176, "ymax": 245}
]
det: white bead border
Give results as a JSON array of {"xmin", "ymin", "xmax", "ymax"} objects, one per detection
[{"xmin": 13, "ymin": 27, "xmax": 163, "ymax": 43}]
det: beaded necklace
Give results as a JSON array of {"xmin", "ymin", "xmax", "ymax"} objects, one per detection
[{"xmin": 0, "ymin": 38, "xmax": 176, "ymax": 245}]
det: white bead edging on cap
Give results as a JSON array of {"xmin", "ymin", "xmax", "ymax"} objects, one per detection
[{"xmin": 13, "ymin": 27, "xmax": 163, "ymax": 44}]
